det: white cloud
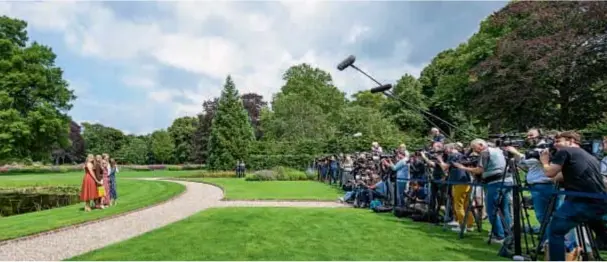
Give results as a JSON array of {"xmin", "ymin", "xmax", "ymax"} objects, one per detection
[
  {"xmin": 1, "ymin": 1, "xmax": 427, "ymax": 133},
  {"xmin": 345, "ymin": 25, "xmax": 371, "ymax": 44}
]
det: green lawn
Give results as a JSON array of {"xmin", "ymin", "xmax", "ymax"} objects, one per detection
[
  {"xmin": 186, "ymin": 178, "xmax": 342, "ymax": 201},
  {"xmin": 0, "ymin": 171, "xmax": 190, "ymax": 241},
  {"xmin": 71, "ymin": 207, "xmax": 504, "ymax": 261}
]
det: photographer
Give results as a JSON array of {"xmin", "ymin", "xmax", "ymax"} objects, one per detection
[
  {"xmin": 453, "ymin": 139, "xmax": 512, "ymax": 244},
  {"xmin": 409, "ymin": 153, "xmax": 427, "ymax": 185},
  {"xmin": 440, "ymin": 143, "xmax": 474, "ymax": 232},
  {"xmin": 420, "ymin": 142, "xmax": 448, "ymax": 218},
  {"xmin": 504, "ymin": 129, "xmax": 554, "ymax": 237},
  {"xmin": 382, "ymin": 150, "xmax": 410, "ymax": 207},
  {"xmin": 540, "ymin": 131, "xmax": 607, "ymax": 261},
  {"xmin": 430, "ymin": 128, "xmax": 446, "ymax": 143}
]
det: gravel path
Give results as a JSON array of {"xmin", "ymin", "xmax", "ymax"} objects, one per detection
[{"xmin": 0, "ymin": 179, "xmax": 347, "ymax": 261}]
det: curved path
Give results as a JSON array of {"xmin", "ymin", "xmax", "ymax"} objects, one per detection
[{"xmin": 0, "ymin": 179, "xmax": 347, "ymax": 261}]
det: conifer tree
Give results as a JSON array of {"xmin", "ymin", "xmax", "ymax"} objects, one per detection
[{"xmin": 207, "ymin": 75, "xmax": 255, "ymax": 170}]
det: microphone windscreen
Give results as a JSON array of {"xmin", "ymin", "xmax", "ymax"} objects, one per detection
[
  {"xmin": 369, "ymin": 84, "xmax": 392, "ymax": 93},
  {"xmin": 337, "ymin": 55, "xmax": 356, "ymax": 71}
]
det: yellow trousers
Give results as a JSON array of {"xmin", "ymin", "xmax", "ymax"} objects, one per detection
[{"xmin": 452, "ymin": 185, "xmax": 474, "ymax": 228}]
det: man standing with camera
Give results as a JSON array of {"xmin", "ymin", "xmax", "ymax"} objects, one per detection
[
  {"xmin": 420, "ymin": 142, "xmax": 447, "ymax": 220},
  {"xmin": 504, "ymin": 128, "xmax": 554, "ymax": 237},
  {"xmin": 453, "ymin": 139, "xmax": 512, "ymax": 243},
  {"xmin": 540, "ymin": 131, "xmax": 607, "ymax": 261}
]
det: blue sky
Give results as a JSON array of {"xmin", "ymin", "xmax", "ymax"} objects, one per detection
[{"xmin": 0, "ymin": 1, "xmax": 507, "ymax": 135}]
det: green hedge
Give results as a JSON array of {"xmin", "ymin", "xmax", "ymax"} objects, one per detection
[
  {"xmin": 0, "ymin": 164, "xmax": 206, "ymax": 174},
  {"xmin": 248, "ymin": 155, "xmax": 315, "ymax": 170},
  {"xmin": 245, "ymin": 166, "xmax": 315, "ymax": 181}
]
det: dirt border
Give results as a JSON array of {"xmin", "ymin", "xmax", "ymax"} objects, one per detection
[
  {"xmin": 0, "ymin": 179, "xmax": 186, "ymax": 246},
  {"xmin": 174, "ymin": 178, "xmax": 341, "ymax": 202}
]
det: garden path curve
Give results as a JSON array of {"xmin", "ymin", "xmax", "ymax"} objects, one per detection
[{"xmin": 0, "ymin": 178, "xmax": 347, "ymax": 261}]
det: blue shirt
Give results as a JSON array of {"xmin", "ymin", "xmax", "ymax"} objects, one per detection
[
  {"xmin": 374, "ymin": 181, "xmax": 387, "ymax": 195},
  {"xmin": 519, "ymin": 155, "xmax": 552, "ymax": 184},
  {"xmin": 433, "ymin": 134, "xmax": 445, "ymax": 143},
  {"xmin": 447, "ymin": 152, "xmax": 470, "ymax": 183},
  {"xmin": 414, "ymin": 188, "xmax": 428, "ymax": 202},
  {"xmin": 391, "ymin": 159, "xmax": 409, "ymax": 179}
]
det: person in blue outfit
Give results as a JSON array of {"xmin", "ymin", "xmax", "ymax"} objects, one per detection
[{"xmin": 382, "ymin": 149, "xmax": 410, "ymax": 207}]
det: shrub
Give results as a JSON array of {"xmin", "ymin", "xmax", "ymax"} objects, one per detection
[
  {"xmin": 245, "ymin": 167, "xmax": 310, "ymax": 181},
  {"xmin": 184, "ymin": 171, "xmax": 237, "ymax": 178}
]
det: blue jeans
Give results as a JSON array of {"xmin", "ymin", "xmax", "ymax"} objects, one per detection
[
  {"xmin": 529, "ymin": 183, "xmax": 556, "ymax": 242},
  {"xmin": 485, "ymin": 182, "xmax": 513, "ymax": 239},
  {"xmin": 548, "ymin": 199, "xmax": 607, "ymax": 261},
  {"xmin": 396, "ymin": 181, "xmax": 407, "ymax": 206}
]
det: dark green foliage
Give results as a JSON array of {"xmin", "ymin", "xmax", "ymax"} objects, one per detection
[
  {"xmin": 0, "ymin": 16, "xmax": 75, "ymax": 162},
  {"xmin": 206, "ymin": 75, "xmax": 255, "ymax": 170},
  {"xmin": 245, "ymin": 167, "xmax": 311, "ymax": 181},
  {"xmin": 82, "ymin": 123, "xmax": 127, "ymax": 155},
  {"xmin": 168, "ymin": 116, "xmax": 197, "ymax": 164}
]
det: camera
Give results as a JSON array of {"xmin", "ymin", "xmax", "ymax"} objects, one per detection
[
  {"xmin": 488, "ymin": 134, "xmax": 526, "ymax": 148},
  {"xmin": 525, "ymin": 137, "xmax": 556, "ymax": 160},
  {"xmin": 459, "ymin": 149, "xmax": 480, "ymax": 167},
  {"xmin": 580, "ymin": 132, "xmax": 604, "ymax": 158}
]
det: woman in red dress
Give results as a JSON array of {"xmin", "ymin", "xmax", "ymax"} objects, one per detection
[{"xmin": 80, "ymin": 154, "xmax": 100, "ymax": 212}]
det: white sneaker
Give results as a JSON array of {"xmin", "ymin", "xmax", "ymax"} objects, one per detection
[
  {"xmin": 447, "ymin": 221, "xmax": 460, "ymax": 227},
  {"xmin": 338, "ymin": 197, "xmax": 344, "ymax": 203},
  {"xmin": 451, "ymin": 227, "xmax": 475, "ymax": 233}
]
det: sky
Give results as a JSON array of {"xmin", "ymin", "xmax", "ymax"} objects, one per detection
[{"xmin": 0, "ymin": 1, "xmax": 507, "ymax": 135}]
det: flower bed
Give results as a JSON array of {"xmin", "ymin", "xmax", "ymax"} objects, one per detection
[{"xmin": 0, "ymin": 164, "xmax": 206, "ymax": 174}]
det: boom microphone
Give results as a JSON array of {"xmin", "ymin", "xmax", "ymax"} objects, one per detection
[
  {"xmin": 370, "ymin": 84, "xmax": 392, "ymax": 93},
  {"xmin": 337, "ymin": 55, "xmax": 356, "ymax": 71}
]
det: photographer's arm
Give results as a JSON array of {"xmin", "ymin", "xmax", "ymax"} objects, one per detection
[
  {"xmin": 453, "ymin": 151, "xmax": 487, "ymax": 175},
  {"xmin": 420, "ymin": 152, "xmax": 435, "ymax": 167},
  {"xmin": 540, "ymin": 150, "xmax": 563, "ymax": 178}
]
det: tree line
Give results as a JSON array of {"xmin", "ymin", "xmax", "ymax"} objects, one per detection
[{"xmin": 1, "ymin": 1, "xmax": 606, "ymax": 170}]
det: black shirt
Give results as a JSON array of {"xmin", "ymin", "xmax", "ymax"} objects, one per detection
[
  {"xmin": 432, "ymin": 160, "xmax": 446, "ymax": 180},
  {"xmin": 447, "ymin": 152, "xmax": 470, "ymax": 183},
  {"xmin": 409, "ymin": 159, "xmax": 425, "ymax": 179},
  {"xmin": 551, "ymin": 147, "xmax": 607, "ymax": 202}
]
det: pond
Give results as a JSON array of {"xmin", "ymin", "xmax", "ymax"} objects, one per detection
[{"xmin": 0, "ymin": 186, "xmax": 80, "ymax": 217}]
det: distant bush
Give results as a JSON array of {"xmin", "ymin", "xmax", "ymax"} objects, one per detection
[
  {"xmin": 183, "ymin": 171, "xmax": 237, "ymax": 178},
  {"xmin": 245, "ymin": 166, "xmax": 310, "ymax": 181}
]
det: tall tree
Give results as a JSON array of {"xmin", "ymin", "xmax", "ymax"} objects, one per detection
[
  {"xmin": 350, "ymin": 90, "xmax": 387, "ymax": 109},
  {"xmin": 116, "ymin": 136, "xmax": 149, "ymax": 164},
  {"xmin": 68, "ymin": 121, "xmax": 86, "ymax": 163},
  {"xmin": 0, "ymin": 16, "xmax": 76, "ymax": 162},
  {"xmin": 470, "ymin": 1, "xmax": 607, "ymax": 130},
  {"xmin": 382, "ymin": 74, "xmax": 428, "ymax": 135},
  {"xmin": 150, "ymin": 130, "xmax": 174, "ymax": 164},
  {"xmin": 241, "ymin": 93, "xmax": 267, "ymax": 139},
  {"xmin": 190, "ymin": 98, "xmax": 218, "ymax": 163},
  {"xmin": 206, "ymin": 75, "xmax": 255, "ymax": 170},
  {"xmin": 82, "ymin": 123, "xmax": 127, "ymax": 155},
  {"xmin": 168, "ymin": 116, "xmax": 197, "ymax": 164}
]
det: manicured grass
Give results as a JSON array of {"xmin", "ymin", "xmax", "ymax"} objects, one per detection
[
  {"xmin": 0, "ymin": 171, "xmax": 189, "ymax": 241},
  {"xmin": 186, "ymin": 178, "xmax": 342, "ymax": 201},
  {"xmin": 71, "ymin": 207, "xmax": 504, "ymax": 261}
]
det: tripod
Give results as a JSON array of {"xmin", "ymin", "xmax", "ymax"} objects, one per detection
[
  {"xmin": 531, "ymin": 184, "xmax": 604, "ymax": 261},
  {"xmin": 491, "ymin": 157, "xmax": 537, "ymax": 259},
  {"xmin": 458, "ymin": 179, "xmax": 485, "ymax": 239}
]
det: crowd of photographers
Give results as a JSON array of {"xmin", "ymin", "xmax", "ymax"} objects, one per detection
[{"xmin": 313, "ymin": 128, "xmax": 607, "ymax": 261}]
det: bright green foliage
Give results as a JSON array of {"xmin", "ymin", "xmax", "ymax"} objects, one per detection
[
  {"xmin": 82, "ymin": 123, "xmax": 127, "ymax": 155},
  {"xmin": 206, "ymin": 75, "xmax": 255, "ymax": 170},
  {"xmin": 350, "ymin": 90, "xmax": 386, "ymax": 109},
  {"xmin": 0, "ymin": 16, "xmax": 75, "ymax": 162},
  {"xmin": 116, "ymin": 136, "xmax": 148, "ymax": 164},
  {"xmin": 382, "ymin": 74, "xmax": 428, "ymax": 136},
  {"xmin": 168, "ymin": 116, "xmax": 197, "ymax": 164},
  {"xmin": 335, "ymin": 105, "xmax": 405, "ymax": 152},
  {"xmin": 150, "ymin": 130, "xmax": 174, "ymax": 164}
]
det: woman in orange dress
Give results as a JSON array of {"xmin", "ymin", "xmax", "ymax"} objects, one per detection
[{"xmin": 80, "ymin": 154, "xmax": 100, "ymax": 212}]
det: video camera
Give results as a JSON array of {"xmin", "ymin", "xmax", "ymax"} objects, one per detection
[
  {"xmin": 458, "ymin": 148, "xmax": 480, "ymax": 167},
  {"xmin": 488, "ymin": 133, "xmax": 526, "ymax": 148},
  {"xmin": 580, "ymin": 132, "xmax": 604, "ymax": 158}
]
